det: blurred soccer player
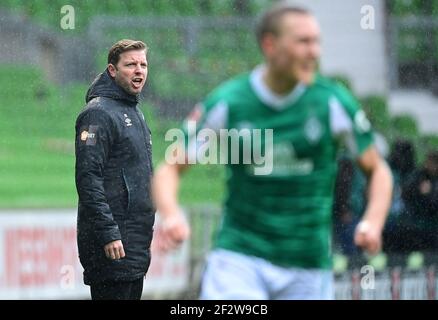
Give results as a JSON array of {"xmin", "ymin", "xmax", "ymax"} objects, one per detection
[{"xmin": 153, "ymin": 2, "xmax": 392, "ymax": 299}]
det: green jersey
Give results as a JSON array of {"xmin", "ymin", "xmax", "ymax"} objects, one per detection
[{"xmin": 183, "ymin": 65, "xmax": 374, "ymax": 269}]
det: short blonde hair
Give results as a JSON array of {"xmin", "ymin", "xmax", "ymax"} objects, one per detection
[{"xmin": 107, "ymin": 39, "xmax": 148, "ymax": 66}]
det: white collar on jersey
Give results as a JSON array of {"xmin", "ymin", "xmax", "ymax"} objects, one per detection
[{"xmin": 249, "ymin": 64, "xmax": 307, "ymax": 110}]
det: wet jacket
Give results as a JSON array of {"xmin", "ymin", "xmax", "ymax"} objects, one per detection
[{"xmin": 75, "ymin": 69, "xmax": 155, "ymax": 285}]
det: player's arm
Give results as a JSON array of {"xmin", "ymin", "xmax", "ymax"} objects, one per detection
[
  {"xmin": 330, "ymin": 87, "xmax": 393, "ymax": 255},
  {"xmin": 355, "ymin": 145, "xmax": 393, "ymax": 255},
  {"xmin": 153, "ymin": 99, "xmax": 228, "ymax": 251},
  {"xmin": 152, "ymin": 158, "xmax": 191, "ymax": 252}
]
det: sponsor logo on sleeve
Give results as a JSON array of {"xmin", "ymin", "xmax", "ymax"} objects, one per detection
[{"xmin": 80, "ymin": 125, "xmax": 98, "ymax": 146}]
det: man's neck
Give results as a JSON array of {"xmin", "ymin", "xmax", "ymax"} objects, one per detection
[{"xmin": 263, "ymin": 66, "xmax": 298, "ymax": 96}]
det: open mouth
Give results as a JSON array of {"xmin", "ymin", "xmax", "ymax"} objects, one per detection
[{"xmin": 131, "ymin": 77, "xmax": 143, "ymax": 88}]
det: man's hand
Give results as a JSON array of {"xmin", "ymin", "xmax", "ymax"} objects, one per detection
[
  {"xmin": 157, "ymin": 211, "xmax": 190, "ymax": 252},
  {"xmin": 354, "ymin": 220, "xmax": 382, "ymax": 255},
  {"xmin": 104, "ymin": 240, "xmax": 125, "ymax": 260}
]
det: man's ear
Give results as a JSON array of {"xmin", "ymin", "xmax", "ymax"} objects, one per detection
[
  {"xmin": 108, "ymin": 64, "xmax": 117, "ymax": 78},
  {"xmin": 261, "ymin": 34, "xmax": 276, "ymax": 58}
]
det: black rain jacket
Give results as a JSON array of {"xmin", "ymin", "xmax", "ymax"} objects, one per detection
[{"xmin": 75, "ymin": 69, "xmax": 155, "ymax": 285}]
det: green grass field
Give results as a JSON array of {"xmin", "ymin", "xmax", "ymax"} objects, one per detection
[{"xmin": 0, "ymin": 65, "xmax": 224, "ymax": 208}]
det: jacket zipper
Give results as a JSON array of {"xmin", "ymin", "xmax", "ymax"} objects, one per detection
[{"xmin": 121, "ymin": 168, "xmax": 131, "ymax": 214}]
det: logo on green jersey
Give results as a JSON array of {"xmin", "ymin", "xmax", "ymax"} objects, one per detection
[
  {"xmin": 304, "ymin": 116, "xmax": 323, "ymax": 145},
  {"xmin": 247, "ymin": 142, "xmax": 314, "ymax": 177}
]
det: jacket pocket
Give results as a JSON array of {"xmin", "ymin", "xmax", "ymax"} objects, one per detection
[{"xmin": 121, "ymin": 168, "xmax": 131, "ymax": 214}]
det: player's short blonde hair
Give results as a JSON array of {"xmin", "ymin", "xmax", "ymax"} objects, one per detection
[{"xmin": 256, "ymin": 1, "xmax": 311, "ymax": 48}]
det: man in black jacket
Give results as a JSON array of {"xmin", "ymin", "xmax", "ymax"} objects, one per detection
[{"xmin": 75, "ymin": 39, "xmax": 154, "ymax": 300}]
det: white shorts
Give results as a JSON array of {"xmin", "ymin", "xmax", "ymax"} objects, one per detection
[{"xmin": 200, "ymin": 249, "xmax": 334, "ymax": 300}]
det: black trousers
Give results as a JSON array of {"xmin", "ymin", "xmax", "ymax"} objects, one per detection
[{"xmin": 90, "ymin": 278, "xmax": 144, "ymax": 300}]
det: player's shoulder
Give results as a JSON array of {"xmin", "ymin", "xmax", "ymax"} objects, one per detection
[
  {"xmin": 203, "ymin": 73, "xmax": 251, "ymax": 107},
  {"xmin": 312, "ymin": 75, "xmax": 352, "ymax": 95},
  {"xmin": 312, "ymin": 74, "xmax": 358, "ymax": 107},
  {"xmin": 214, "ymin": 73, "xmax": 251, "ymax": 94}
]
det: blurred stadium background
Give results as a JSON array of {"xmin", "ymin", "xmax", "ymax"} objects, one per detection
[{"xmin": 0, "ymin": 0, "xmax": 437, "ymax": 299}]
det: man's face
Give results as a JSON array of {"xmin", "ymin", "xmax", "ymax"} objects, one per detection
[
  {"xmin": 263, "ymin": 13, "xmax": 321, "ymax": 84},
  {"xmin": 108, "ymin": 49, "xmax": 148, "ymax": 95}
]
